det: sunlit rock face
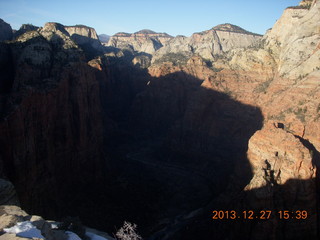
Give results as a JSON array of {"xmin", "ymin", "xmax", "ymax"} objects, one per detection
[
  {"xmin": 239, "ymin": 122, "xmax": 317, "ymax": 240},
  {"xmin": 151, "ymin": 23, "xmax": 262, "ymax": 64},
  {"xmin": 107, "ymin": 29, "xmax": 173, "ymax": 54},
  {"xmin": 65, "ymin": 25, "xmax": 103, "ymax": 57}
]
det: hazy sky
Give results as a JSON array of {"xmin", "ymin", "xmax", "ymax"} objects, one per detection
[{"xmin": 0, "ymin": 0, "xmax": 301, "ymax": 36}]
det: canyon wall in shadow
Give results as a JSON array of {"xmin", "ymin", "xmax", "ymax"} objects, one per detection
[
  {"xmin": 1, "ymin": 3, "xmax": 320, "ymax": 237},
  {"xmin": 0, "ymin": 28, "xmax": 264, "ymax": 238}
]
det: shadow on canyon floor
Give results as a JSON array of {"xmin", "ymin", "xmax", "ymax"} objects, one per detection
[{"xmin": 61, "ymin": 59, "xmax": 265, "ymax": 239}]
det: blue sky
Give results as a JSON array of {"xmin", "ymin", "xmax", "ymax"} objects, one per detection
[{"xmin": 0, "ymin": 0, "xmax": 301, "ymax": 36}]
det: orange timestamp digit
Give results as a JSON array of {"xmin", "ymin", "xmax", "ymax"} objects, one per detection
[
  {"xmin": 212, "ymin": 210, "xmax": 308, "ymax": 220},
  {"xmin": 212, "ymin": 210, "xmax": 237, "ymax": 219},
  {"xmin": 212, "ymin": 210, "xmax": 273, "ymax": 220},
  {"xmin": 278, "ymin": 210, "xmax": 308, "ymax": 219}
]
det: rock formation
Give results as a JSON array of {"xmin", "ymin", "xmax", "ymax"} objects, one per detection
[
  {"xmin": 107, "ymin": 29, "xmax": 173, "ymax": 54},
  {"xmin": 0, "ymin": 20, "xmax": 112, "ymax": 225},
  {"xmin": 64, "ymin": 24, "xmax": 103, "ymax": 58},
  {"xmin": 243, "ymin": 123, "xmax": 317, "ymax": 239},
  {"xmin": 13, "ymin": 24, "xmax": 39, "ymax": 39},
  {"xmin": 99, "ymin": 34, "xmax": 110, "ymax": 43},
  {"xmin": 0, "ymin": 0, "xmax": 319, "ymax": 239},
  {"xmin": 152, "ymin": 23, "xmax": 262, "ymax": 63},
  {"xmin": 0, "ymin": 203, "xmax": 115, "ymax": 240},
  {"xmin": 0, "ymin": 179, "xmax": 19, "ymax": 205},
  {"xmin": 125, "ymin": 1, "xmax": 320, "ymax": 238},
  {"xmin": 0, "ymin": 19, "xmax": 13, "ymax": 42}
]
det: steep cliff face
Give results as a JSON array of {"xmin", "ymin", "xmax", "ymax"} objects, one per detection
[
  {"xmin": 65, "ymin": 25, "xmax": 99, "ymax": 40},
  {"xmin": 107, "ymin": 30, "xmax": 173, "ymax": 54},
  {"xmin": 0, "ymin": 21, "xmax": 113, "ymax": 222},
  {"xmin": 152, "ymin": 23, "xmax": 262, "ymax": 63},
  {"xmin": 0, "ymin": 1, "xmax": 319, "ymax": 239},
  {"xmin": 0, "ymin": 19, "xmax": 13, "ymax": 42},
  {"xmin": 243, "ymin": 123, "xmax": 317, "ymax": 239},
  {"xmin": 64, "ymin": 24, "xmax": 103, "ymax": 59},
  {"xmin": 13, "ymin": 24, "xmax": 39, "ymax": 39},
  {"xmin": 155, "ymin": 1, "xmax": 320, "ymax": 154},
  {"xmin": 129, "ymin": 1, "xmax": 320, "ymax": 238}
]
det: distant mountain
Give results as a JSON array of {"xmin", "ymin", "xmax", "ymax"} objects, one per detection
[
  {"xmin": 107, "ymin": 29, "xmax": 173, "ymax": 54},
  {"xmin": 64, "ymin": 24, "xmax": 103, "ymax": 59},
  {"xmin": 212, "ymin": 23, "xmax": 262, "ymax": 36},
  {"xmin": 134, "ymin": 29, "xmax": 157, "ymax": 34},
  {"xmin": 98, "ymin": 34, "xmax": 110, "ymax": 43},
  {"xmin": 152, "ymin": 23, "xmax": 262, "ymax": 63},
  {"xmin": 13, "ymin": 24, "xmax": 39, "ymax": 39}
]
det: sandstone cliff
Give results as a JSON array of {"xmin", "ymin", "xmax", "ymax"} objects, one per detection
[
  {"xmin": 128, "ymin": 1, "xmax": 320, "ymax": 238},
  {"xmin": 146, "ymin": 1, "xmax": 320, "ymax": 157},
  {"xmin": 107, "ymin": 29, "xmax": 173, "ymax": 54},
  {"xmin": 0, "ymin": 20, "xmax": 113, "ymax": 224},
  {"xmin": 205, "ymin": 0, "xmax": 320, "ymax": 152},
  {"xmin": 152, "ymin": 23, "xmax": 262, "ymax": 63},
  {"xmin": 64, "ymin": 24, "xmax": 103, "ymax": 59},
  {"xmin": 243, "ymin": 123, "xmax": 317, "ymax": 239},
  {"xmin": 0, "ymin": 1, "xmax": 319, "ymax": 239}
]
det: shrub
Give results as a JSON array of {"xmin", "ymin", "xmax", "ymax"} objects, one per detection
[
  {"xmin": 153, "ymin": 52, "xmax": 188, "ymax": 66},
  {"xmin": 254, "ymin": 78, "xmax": 273, "ymax": 93},
  {"xmin": 287, "ymin": 4, "xmax": 311, "ymax": 10},
  {"xmin": 115, "ymin": 221, "xmax": 142, "ymax": 240}
]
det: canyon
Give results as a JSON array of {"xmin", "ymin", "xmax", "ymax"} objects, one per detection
[{"xmin": 0, "ymin": 0, "xmax": 319, "ymax": 239}]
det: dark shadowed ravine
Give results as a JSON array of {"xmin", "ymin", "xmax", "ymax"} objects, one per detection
[{"xmin": 0, "ymin": 2, "xmax": 320, "ymax": 239}]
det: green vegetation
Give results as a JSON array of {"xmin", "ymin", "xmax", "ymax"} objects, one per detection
[
  {"xmin": 294, "ymin": 107, "xmax": 307, "ymax": 123},
  {"xmin": 287, "ymin": 4, "xmax": 312, "ymax": 10},
  {"xmin": 298, "ymin": 73, "xmax": 309, "ymax": 80},
  {"xmin": 153, "ymin": 52, "xmax": 189, "ymax": 66},
  {"xmin": 314, "ymin": 104, "xmax": 320, "ymax": 121},
  {"xmin": 269, "ymin": 112, "xmax": 286, "ymax": 121},
  {"xmin": 254, "ymin": 78, "xmax": 273, "ymax": 94}
]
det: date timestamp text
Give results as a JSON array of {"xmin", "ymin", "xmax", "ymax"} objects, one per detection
[{"xmin": 212, "ymin": 210, "xmax": 308, "ymax": 220}]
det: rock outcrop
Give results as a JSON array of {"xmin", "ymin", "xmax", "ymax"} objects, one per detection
[
  {"xmin": 134, "ymin": 1, "xmax": 320, "ymax": 238},
  {"xmin": 0, "ymin": 179, "xmax": 19, "ymax": 205},
  {"xmin": 0, "ymin": 204, "xmax": 115, "ymax": 240},
  {"xmin": 241, "ymin": 123, "xmax": 317, "ymax": 239},
  {"xmin": 152, "ymin": 23, "xmax": 262, "ymax": 63},
  {"xmin": 13, "ymin": 24, "xmax": 39, "ymax": 39},
  {"xmin": 150, "ymin": 1, "xmax": 320, "ymax": 155},
  {"xmin": 0, "ymin": 21, "xmax": 112, "ymax": 225},
  {"xmin": 107, "ymin": 29, "xmax": 173, "ymax": 54},
  {"xmin": 0, "ymin": 19, "xmax": 13, "ymax": 42},
  {"xmin": 0, "ymin": 0, "xmax": 319, "ymax": 239},
  {"xmin": 64, "ymin": 24, "xmax": 103, "ymax": 58}
]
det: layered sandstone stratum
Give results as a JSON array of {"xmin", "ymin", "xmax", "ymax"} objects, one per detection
[
  {"xmin": 107, "ymin": 29, "xmax": 173, "ymax": 54},
  {"xmin": 0, "ymin": 0, "xmax": 319, "ymax": 239}
]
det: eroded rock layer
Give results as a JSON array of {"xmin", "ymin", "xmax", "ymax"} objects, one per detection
[{"xmin": 0, "ymin": 0, "xmax": 319, "ymax": 239}]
